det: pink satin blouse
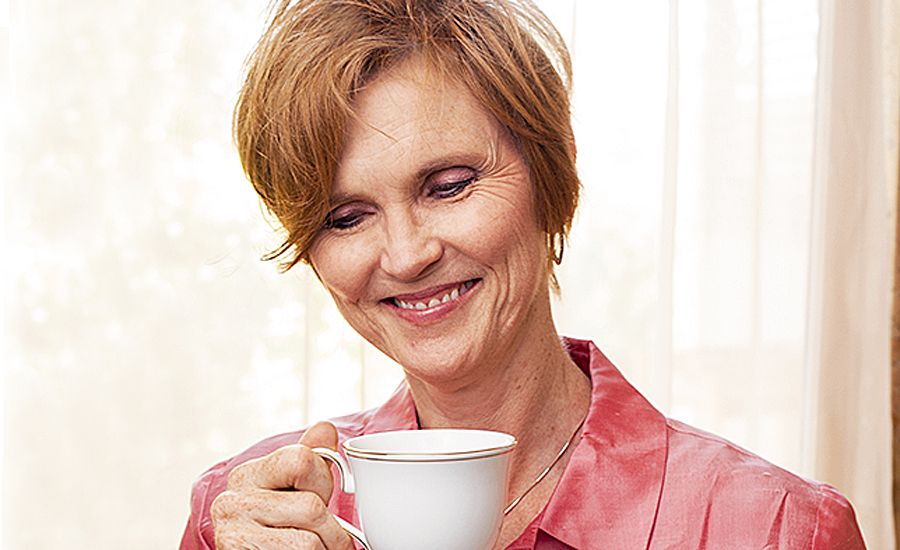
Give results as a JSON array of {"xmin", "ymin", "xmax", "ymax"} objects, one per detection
[{"xmin": 180, "ymin": 338, "xmax": 866, "ymax": 549}]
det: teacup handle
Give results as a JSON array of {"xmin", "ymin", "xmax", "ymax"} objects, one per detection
[{"xmin": 311, "ymin": 447, "xmax": 370, "ymax": 550}]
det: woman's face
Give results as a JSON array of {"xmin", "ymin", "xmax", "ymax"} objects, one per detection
[{"xmin": 307, "ymin": 59, "xmax": 550, "ymax": 387}]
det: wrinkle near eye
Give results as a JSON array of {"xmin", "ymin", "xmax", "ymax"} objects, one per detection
[
  {"xmin": 465, "ymin": 131, "xmax": 520, "ymax": 184},
  {"xmin": 471, "ymin": 186, "xmax": 523, "ymax": 211}
]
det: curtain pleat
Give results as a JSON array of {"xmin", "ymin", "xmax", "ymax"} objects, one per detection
[
  {"xmin": 807, "ymin": 1, "xmax": 898, "ymax": 547},
  {"xmin": 656, "ymin": 0, "xmax": 679, "ymax": 414},
  {"xmin": 892, "ymin": 148, "xmax": 900, "ymax": 550}
]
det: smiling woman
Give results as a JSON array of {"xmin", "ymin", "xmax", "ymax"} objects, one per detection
[
  {"xmin": 178, "ymin": 1, "xmax": 867, "ymax": 549},
  {"xmin": 309, "ymin": 60, "xmax": 552, "ymax": 386}
]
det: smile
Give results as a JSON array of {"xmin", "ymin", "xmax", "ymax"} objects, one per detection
[
  {"xmin": 392, "ymin": 280, "xmax": 476, "ymax": 310},
  {"xmin": 384, "ymin": 278, "xmax": 481, "ymax": 325}
]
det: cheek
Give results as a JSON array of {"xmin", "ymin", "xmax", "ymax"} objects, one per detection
[
  {"xmin": 308, "ymin": 238, "xmax": 376, "ymax": 303},
  {"xmin": 444, "ymin": 189, "xmax": 543, "ymax": 270}
]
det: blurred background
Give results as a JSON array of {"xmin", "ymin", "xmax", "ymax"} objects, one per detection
[{"xmin": 2, "ymin": 0, "xmax": 897, "ymax": 548}]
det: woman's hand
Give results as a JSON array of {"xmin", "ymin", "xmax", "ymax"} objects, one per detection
[{"xmin": 211, "ymin": 422, "xmax": 355, "ymax": 549}]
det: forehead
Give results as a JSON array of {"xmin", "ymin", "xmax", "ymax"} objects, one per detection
[{"xmin": 333, "ymin": 59, "xmax": 504, "ymax": 193}]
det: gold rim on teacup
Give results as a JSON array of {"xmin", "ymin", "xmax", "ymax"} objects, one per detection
[{"xmin": 342, "ymin": 430, "xmax": 517, "ymax": 462}]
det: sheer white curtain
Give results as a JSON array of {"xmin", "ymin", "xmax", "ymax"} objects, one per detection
[
  {"xmin": 804, "ymin": 0, "xmax": 897, "ymax": 547},
  {"xmin": 4, "ymin": 0, "xmax": 895, "ymax": 548},
  {"xmin": 554, "ymin": 0, "xmax": 821, "ymax": 474}
]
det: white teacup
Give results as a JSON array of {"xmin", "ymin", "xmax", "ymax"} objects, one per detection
[{"xmin": 312, "ymin": 429, "xmax": 516, "ymax": 550}]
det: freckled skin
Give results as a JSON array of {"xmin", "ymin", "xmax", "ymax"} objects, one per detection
[{"xmin": 307, "ymin": 59, "xmax": 549, "ymax": 389}]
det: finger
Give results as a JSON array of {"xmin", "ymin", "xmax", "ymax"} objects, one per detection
[
  {"xmin": 298, "ymin": 421, "xmax": 339, "ymax": 451},
  {"xmin": 257, "ymin": 490, "xmax": 355, "ymax": 550},
  {"xmin": 212, "ymin": 489, "xmax": 354, "ymax": 550},
  {"xmin": 227, "ymin": 445, "xmax": 334, "ymax": 502},
  {"xmin": 214, "ymin": 517, "xmax": 327, "ymax": 550}
]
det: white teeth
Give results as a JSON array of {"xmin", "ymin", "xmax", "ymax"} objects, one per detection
[{"xmin": 393, "ymin": 280, "xmax": 477, "ymax": 312}]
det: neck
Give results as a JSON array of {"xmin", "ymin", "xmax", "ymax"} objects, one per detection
[
  {"xmin": 409, "ymin": 331, "xmax": 583, "ymax": 431},
  {"xmin": 405, "ymin": 295, "xmax": 591, "ymax": 503}
]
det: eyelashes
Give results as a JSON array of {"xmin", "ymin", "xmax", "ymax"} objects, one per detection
[
  {"xmin": 323, "ymin": 210, "xmax": 369, "ymax": 230},
  {"xmin": 323, "ymin": 171, "xmax": 478, "ymax": 231},
  {"xmin": 429, "ymin": 175, "xmax": 476, "ymax": 199}
]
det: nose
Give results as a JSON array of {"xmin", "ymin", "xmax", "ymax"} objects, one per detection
[{"xmin": 379, "ymin": 208, "xmax": 443, "ymax": 281}]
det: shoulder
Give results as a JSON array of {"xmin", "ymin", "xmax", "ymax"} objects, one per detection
[
  {"xmin": 655, "ymin": 419, "xmax": 865, "ymax": 549},
  {"xmin": 178, "ymin": 409, "xmax": 373, "ymax": 550}
]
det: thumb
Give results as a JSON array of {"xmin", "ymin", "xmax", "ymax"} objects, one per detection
[{"xmin": 299, "ymin": 421, "xmax": 339, "ymax": 451}]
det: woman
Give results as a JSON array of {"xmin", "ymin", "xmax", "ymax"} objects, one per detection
[{"xmin": 180, "ymin": 0, "xmax": 865, "ymax": 548}]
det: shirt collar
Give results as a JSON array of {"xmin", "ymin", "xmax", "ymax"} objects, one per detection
[{"xmin": 538, "ymin": 337, "xmax": 668, "ymax": 549}]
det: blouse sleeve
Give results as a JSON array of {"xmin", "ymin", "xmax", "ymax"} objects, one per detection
[
  {"xmin": 179, "ymin": 513, "xmax": 212, "ymax": 550},
  {"xmin": 179, "ymin": 460, "xmax": 229, "ymax": 550},
  {"xmin": 812, "ymin": 484, "xmax": 866, "ymax": 549}
]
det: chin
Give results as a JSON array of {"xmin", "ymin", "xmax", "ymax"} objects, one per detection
[{"xmin": 392, "ymin": 341, "xmax": 483, "ymax": 387}]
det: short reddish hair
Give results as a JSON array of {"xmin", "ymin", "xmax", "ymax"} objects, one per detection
[{"xmin": 234, "ymin": 0, "xmax": 579, "ymax": 278}]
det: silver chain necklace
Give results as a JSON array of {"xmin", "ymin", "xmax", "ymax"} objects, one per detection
[{"xmin": 502, "ymin": 415, "xmax": 587, "ymax": 516}]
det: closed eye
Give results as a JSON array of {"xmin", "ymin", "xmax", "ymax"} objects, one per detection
[
  {"xmin": 429, "ymin": 176, "xmax": 476, "ymax": 199},
  {"xmin": 323, "ymin": 210, "xmax": 370, "ymax": 230}
]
